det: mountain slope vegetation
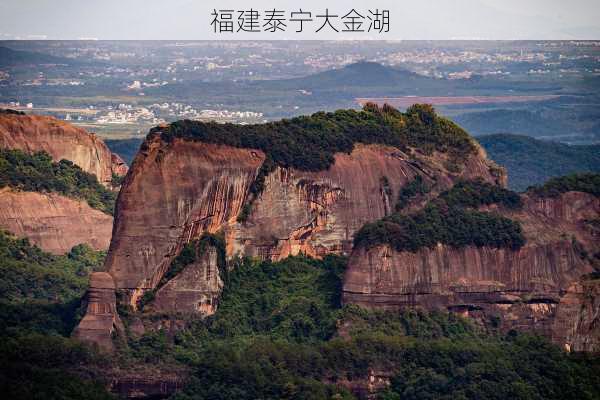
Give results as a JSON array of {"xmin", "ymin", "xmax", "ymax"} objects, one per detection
[
  {"xmin": 0, "ymin": 230, "xmax": 113, "ymax": 399},
  {"xmin": 0, "ymin": 148, "xmax": 116, "ymax": 215},
  {"xmin": 478, "ymin": 134, "xmax": 600, "ymax": 191}
]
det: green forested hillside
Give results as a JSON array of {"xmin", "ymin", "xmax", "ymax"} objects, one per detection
[
  {"xmin": 0, "ymin": 230, "xmax": 113, "ymax": 399},
  {"xmin": 160, "ymin": 103, "xmax": 476, "ymax": 172},
  {"xmin": 528, "ymin": 173, "xmax": 600, "ymax": 197},
  {"xmin": 1, "ymin": 231, "xmax": 598, "ymax": 399},
  {"xmin": 478, "ymin": 134, "xmax": 600, "ymax": 191},
  {"xmin": 0, "ymin": 231, "xmax": 105, "ymax": 304},
  {"xmin": 105, "ymin": 138, "xmax": 143, "ymax": 165},
  {"xmin": 139, "ymin": 255, "xmax": 598, "ymax": 400},
  {"xmin": 355, "ymin": 180, "xmax": 525, "ymax": 252},
  {"xmin": 0, "ymin": 149, "xmax": 116, "ymax": 214}
]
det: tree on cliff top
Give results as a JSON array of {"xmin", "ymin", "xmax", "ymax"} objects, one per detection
[
  {"xmin": 0, "ymin": 149, "xmax": 116, "ymax": 215},
  {"xmin": 156, "ymin": 103, "xmax": 476, "ymax": 172}
]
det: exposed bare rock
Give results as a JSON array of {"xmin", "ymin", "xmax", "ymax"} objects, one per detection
[
  {"xmin": 73, "ymin": 272, "xmax": 124, "ymax": 352},
  {"xmin": 105, "ymin": 137, "xmax": 265, "ymax": 301},
  {"xmin": 0, "ymin": 112, "xmax": 128, "ymax": 186},
  {"xmin": 105, "ymin": 135, "xmax": 500, "ymax": 310},
  {"xmin": 343, "ymin": 191, "xmax": 600, "ymax": 347},
  {"xmin": 151, "ymin": 245, "xmax": 223, "ymax": 315},
  {"xmin": 553, "ymin": 280, "xmax": 600, "ymax": 353},
  {"xmin": 0, "ymin": 188, "xmax": 113, "ymax": 254},
  {"xmin": 229, "ymin": 145, "xmax": 500, "ymax": 260}
]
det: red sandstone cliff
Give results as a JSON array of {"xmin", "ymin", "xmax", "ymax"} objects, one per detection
[
  {"xmin": 104, "ymin": 133, "xmax": 501, "ymax": 309},
  {"xmin": 342, "ymin": 191, "xmax": 600, "ymax": 352},
  {"xmin": 0, "ymin": 188, "xmax": 113, "ymax": 254},
  {"xmin": 0, "ymin": 112, "xmax": 128, "ymax": 186},
  {"xmin": 73, "ymin": 272, "xmax": 124, "ymax": 352},
  {"xmin": 69, "ymin": 113, "xmax": 600, "ymax": 357},
  {"xmin": 0, "ymin": 112, "xmax": 121, "ymax": 253}
]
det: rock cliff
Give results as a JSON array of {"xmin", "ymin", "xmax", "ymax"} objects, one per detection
[
  {"xmin": 105, "ymin": 131, "xmax": 500, "ymax": 308},
  {"xmin": 0, "ymin": 187, "xmax": 113, "ymax": 254},
  {"xmin": 73, "ymin": 272, "xmax": 124, "ymax": 352},
  {"xmin": 343, "ymin": 190, "xmax": 600, "ymax": 351},
  {"xmin": 0, "ymin": 111, "xmax": 122, "ymax": 253},
  {"xmin": 0, "ymin": 111, "xmax": 127, "ymax": 186},
  {"xmin": 151, "ymin": 243, "xmax": 224, "ymax": 315},
  {"xmin": 552, "ymin": 280, "xmax": 600, "ymax": 352},
  {"xmin": 79, "ymin": 107, "xmax": 598, "ymax": 355}
]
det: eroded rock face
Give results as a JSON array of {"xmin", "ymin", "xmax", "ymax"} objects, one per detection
[
  {"xmin": 343, "ymin": 191, "xmax": 600, "ymax": 347},
  {"xmin": 0, "ymin": 112, "xmax": 128, "ymax": 186},
  {"xmin": 105, "ymin": 135, "xmax": 501, "ymax": 309},
  {"xmin": 229, "ymin": 145, "xmax": 500, "ymax": 260},
  {"xmin": 152, "ymin": 245, "xmax": 223, "ymax": 315},
  {"xmin": 0, "ymin": 188, "xmax": 113, "ymax": 254},
  {"xmin": 73, "ymin": 272, "xmax": 124, "ymax": 352},
  {"xmin": 553, "ymin": 280, "xmax": 600, "ymax": 353},
  {"xmin": 105, "ymin": 137, "xmax": 265, "ymax": 298}
]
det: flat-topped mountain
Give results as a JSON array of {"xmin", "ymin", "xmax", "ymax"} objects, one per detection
[
  {"xmin": 71, "ymin": 105, "xmax": 600, "ymax": 359},
  {"xmin": 103, "ymin": 104, "xmax": 502, "ymax": 308}
]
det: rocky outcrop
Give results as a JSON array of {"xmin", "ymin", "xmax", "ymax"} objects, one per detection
[
  {"xmin": 105, "ymin": 138, "xmax": 265, "ymax": 298},
  {"xmin": 0, "ymin": 112, "xmax": 127, "ymax": 186},
  {"xmin": 0, "ymin": 188, "xmax": 113, "ymax": 254},
  {"xmin": 151, "ymin": 245, "xmax": 223, "ymax": 315},
  {"xmin": 105, "ymin": 133, "xmax": 501, "ymax": 308},
  {"xmin": 553, "ymin": 280, "xmax": 600, "ymax": 353},
  {"xmin": 73, "ymin": 272, "xmax": 124, "ymax": 352},
  {"xmin": 343, "ymin": 191, "xmax": 600, "ymax": 348}
]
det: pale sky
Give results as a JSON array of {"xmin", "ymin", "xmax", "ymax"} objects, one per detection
[{"xmin": 0, "ymin": 0, "xmax": 599, "ymax": 40}]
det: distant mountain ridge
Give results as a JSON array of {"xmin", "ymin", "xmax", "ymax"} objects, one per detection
[
  {"xmin": 0, "ymin": 46, "xmax": 75, "ymax": 67},
  {"xmin": 270, "ymin": 61, "xmax": 430, "ymax": 89},
  {"xmin": 478, "ymin": 133, "xmax": 600, "ymax": 191}
]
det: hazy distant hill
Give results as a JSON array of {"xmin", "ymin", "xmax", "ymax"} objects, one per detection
[
  {"xmin": 478, "ymin": 133, "xmax": 600, "ymax": 191},
  {"xmin": 0, "ymin": 46, "xmax": 75, "ymax": 67},
  {"xmin": 454, "ymin": 109, "xmax": 571, "ymax": 137},
  {"xmin": 104, "ymin": 138, "xmax": 143, "ymax": 165},
  {"xmin": 267, "ymin": 61, "xmax": 432, "ymax": 90}
]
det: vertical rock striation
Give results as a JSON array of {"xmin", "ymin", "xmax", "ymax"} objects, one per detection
[
  {"xmin": 152, "ymin": 245, "xmax": 223, "ymax": 315},
  {"xmin": 343, "ymin": 191, "xmax": 600, "ymax": 348},
  {"xmin": 73, "ymin": 272, "xmax": 124, "ymax": 352},
  {"xmin": 105, "ymin": 132, "xmax": 500, "ymax": 310}
]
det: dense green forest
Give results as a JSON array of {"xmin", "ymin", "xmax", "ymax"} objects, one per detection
[
  {"xmin": 159, "ymin": 103, "xmax": 476, "ymax": 172},
  {"xmin": 122, "ymin": 254, "xmax": 599, "ymax": 400},
  {"xmin": 0, "ymin": 230, "xmax": 105, "ymax": 303},
  {"xmin": 1, "ymin": 230, "xmax": 599, "ymax": 399},
  {"xmin": 0, "ymin": 230, "xmax": 113, "ymax": 399},
  {"xmin": 355, "ymin": 179, "xmax": 525, "ymax": 252},
  {"xmin": 0, "ymin": 149, "xmax": 116, "ymax": 215},
  {"xmin": 528, "ymin": 173, "xmax": 600, "ymax": 198},
  {"xmin": 478, "ymin": 134, "xmax": 600, "ymax": 191}
]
